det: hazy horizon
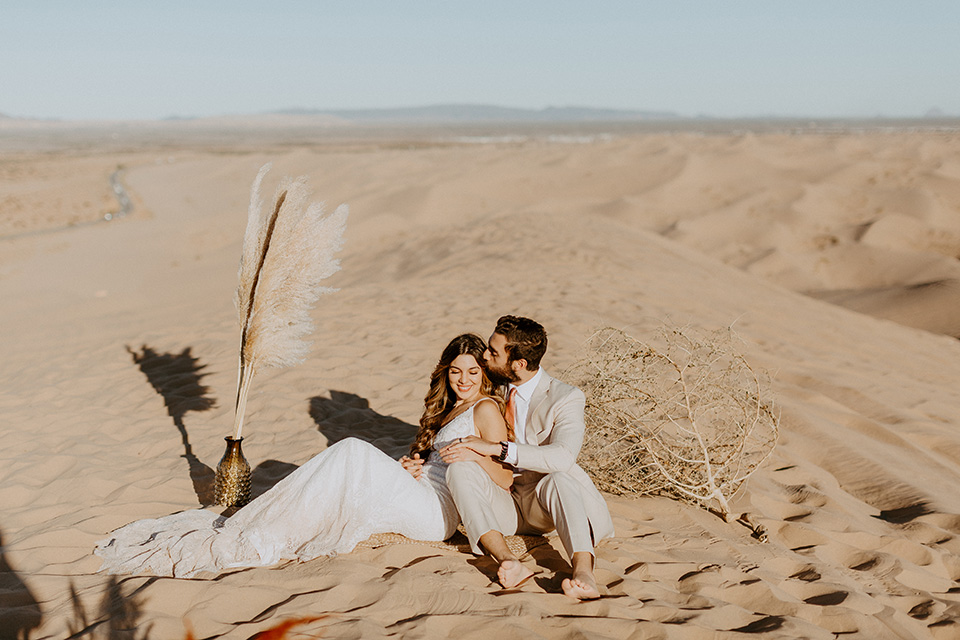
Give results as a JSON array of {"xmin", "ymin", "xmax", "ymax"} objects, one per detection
[{"xmin": 3, "ymin": 103, "xmax": 958, "ymax": 125}]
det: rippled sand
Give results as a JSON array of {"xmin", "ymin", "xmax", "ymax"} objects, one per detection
[{"xmin": 3, "ymin": 122, "xmax": 960, "ymax": 638}]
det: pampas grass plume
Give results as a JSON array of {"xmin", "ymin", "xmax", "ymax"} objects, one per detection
[{"xmin": 232, "ymin": 164, "xmax": 348, "ymax": 439}]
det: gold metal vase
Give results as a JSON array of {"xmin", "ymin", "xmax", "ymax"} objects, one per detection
[{"xmin": 214, "ymin": 437, "xmax": 251, "ymax": 507}]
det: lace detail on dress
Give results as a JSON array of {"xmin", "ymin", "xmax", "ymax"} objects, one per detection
[
  {"xmin": 94, "ymin": 400, "xmax": 492, "ymax": 578},
  {"xmin": 420, "ymin": 398, "xmax": 488, "ymax": 528}
]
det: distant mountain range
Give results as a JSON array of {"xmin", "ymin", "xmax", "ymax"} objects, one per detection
[
  {"xmin": 2, "ymin": 105, "xmax": 956, "ymax": 124},
  {"xmin": 271, "ymin": 104, "xmax": 680, "ymax": 122}
]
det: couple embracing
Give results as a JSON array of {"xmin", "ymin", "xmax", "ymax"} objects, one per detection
[{"xmin": 95, "ymin": 316, "xmax": 614, "ymax": 600}]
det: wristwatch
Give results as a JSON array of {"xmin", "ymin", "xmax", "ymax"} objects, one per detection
[{"xmin": 498, "ymin": 441, "xmax": 509, "ymax": 462}]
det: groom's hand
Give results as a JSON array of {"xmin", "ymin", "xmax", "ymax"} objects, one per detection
[
  {"xmin": 439, "ymin": 435, "xmax": 499, "ymax": 463},
  {"xmin": 399, "ymin": 453, "xmax": 425, "ymax": 479}
]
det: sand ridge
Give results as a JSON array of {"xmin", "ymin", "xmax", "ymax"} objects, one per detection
[{"xmin": 3, "ymin": 131, "xmax": 960, "ymax": 637}]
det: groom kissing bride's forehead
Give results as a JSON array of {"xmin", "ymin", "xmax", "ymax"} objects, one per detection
[
  {"xmin": 482, "ymin": 315, "xmax": 548, "ymax": 386},
  {"xmin": 445, "ymin": 313, "xmax": 615, "ymax": 600}
]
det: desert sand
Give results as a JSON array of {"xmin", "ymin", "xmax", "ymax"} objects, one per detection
[{"xmin": 3, "ymin": 122, "xmax": 960, "ymax": 638}]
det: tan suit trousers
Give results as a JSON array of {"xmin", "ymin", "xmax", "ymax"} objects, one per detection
[{"xmin": 446, "ymin": 460, "xmax": 597, "ymax": 559}]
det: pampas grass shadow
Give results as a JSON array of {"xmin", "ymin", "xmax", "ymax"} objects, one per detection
[
  {"xmin": 127, "ymin": 345, "xmax": 217, "ymax": 506},
  {"xmin": 0, "ymin": 527, "xmax": 42, "ymax": 640},
  {"xmin": 65, "ymin": 575, "xmax": 154, "ymax": 640},
  {"xmin": 309, "ymin": 391, "xmax": 417, "ymax": 458}
]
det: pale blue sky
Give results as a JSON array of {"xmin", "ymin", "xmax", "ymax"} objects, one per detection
[{"xmin": 1, "ymin": 1, "xmax": 957, "ymax": 120}]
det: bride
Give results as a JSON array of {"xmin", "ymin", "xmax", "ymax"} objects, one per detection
[{"xmin": 95, "ymin": 334, "xmax": 512, "ymax": 578}]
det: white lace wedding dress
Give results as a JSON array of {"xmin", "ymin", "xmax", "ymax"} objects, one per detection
[{"xmin": 95, "ymin": 400, "xmax": 489, "ymax": 578}]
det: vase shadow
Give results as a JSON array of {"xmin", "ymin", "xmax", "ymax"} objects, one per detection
[
  {"xmin": 309, "ymin": 390, "xmax": 417, "ymax": 458},
  {"xmin": 127, "ymin": 345, "xmax": 218, "ymax": 506}
]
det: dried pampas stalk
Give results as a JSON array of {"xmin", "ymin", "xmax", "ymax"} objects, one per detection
[{"xmin": 232, "ymin": 164, "xmax": 348, "ymax": 440}]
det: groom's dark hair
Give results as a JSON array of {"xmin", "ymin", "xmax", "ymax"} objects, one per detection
[{"xmin": 494, "ymin": 315, "xmax": 548, "ymax": 371}]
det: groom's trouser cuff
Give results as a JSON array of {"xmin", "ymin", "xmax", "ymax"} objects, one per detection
[{"xmin": 446, "ymin": 461, "xmax": 518, "ymax": 555}]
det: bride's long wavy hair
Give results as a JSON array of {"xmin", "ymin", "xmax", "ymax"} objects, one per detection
[{"xmin": 410, "ymin": 333, "xmax": 509, "ymax": 457}]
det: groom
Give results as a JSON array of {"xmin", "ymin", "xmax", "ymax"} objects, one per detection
[{"xmin": 441, "ymin": 315, "xmax": 614, "ymax": 600}]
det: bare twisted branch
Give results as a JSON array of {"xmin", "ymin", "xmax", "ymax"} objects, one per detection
[{"xmin": 565, "ymin": 325, "xmax": 779, "ymax": 520}]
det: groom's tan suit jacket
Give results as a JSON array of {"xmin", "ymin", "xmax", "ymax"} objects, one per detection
[{"xmin": 509, "ymin": 372, "xmax": 614, "ymax": 541}]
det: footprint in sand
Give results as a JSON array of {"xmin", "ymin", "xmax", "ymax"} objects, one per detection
[
  {"xmin": 829, "ymin": 544, "xmax": 889, "ymax": 573},
  {"xmin": 803, "ymin": 591, "xmax": 848, "ymax": 606},
  {"xmin": 923, "ymin": 512, "xmax": 960, "ymax": 535},
  {"xmin": 676, "ymin": 564, "xmax": 723, "ymax": 594},
  {"xmin": 754, "ymin": 481, "xmax": 828, "ymax": 523},
  {"xmin": 776, "ymin": 522, "xmax": 828, "ymax": 553},
  {"xmin": 898, "ymin": 519, "xmax": 954, "ymax": 545},
  {"xmin": 760, "ymin": 556, "xmax": 822, "ymax": 583},
  {"xmin": 879, "ymin": 537, "xmax": 934, "ymax": 567},
  {"xmin": 895, "ymin": 564, "xmax": 955, "ymax": 593},
  {"xmin": 903, "ymin": 597, "xmax": 946, "ymax": 621},
  {"xmin": 848, "ymin": 553, "xmax": 881, "ymax": 572},
  {"xmin": 831, "ymin": 535, "xmax": 958, "ymax": 593},
  {"xmin": 783, "ymin": 483, "xmax": 829, "ymax": 509},
  {"xmin": 781, "ymin": 579, "xmax": 883, "ymax": 616},
  {"xmin": 729, "ymin": 615, "xmax": 787, "ymax": 634},
  {"xmin": 789, "ymin": 567, "xmax": 822, "ymax": 582}
]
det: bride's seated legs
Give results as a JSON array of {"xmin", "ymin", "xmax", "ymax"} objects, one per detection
[{"xmin": 445, "ymin": 461, "xmax": 518, "ymax": 555}]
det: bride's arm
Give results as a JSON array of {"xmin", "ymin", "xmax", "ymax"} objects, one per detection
[{"xmin": 465, "ymin": 400, "xmax": 513, "ymax": 490}]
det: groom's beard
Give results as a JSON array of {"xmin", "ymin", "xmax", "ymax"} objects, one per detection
[{"xmin": 486, "ymin": 363, "xmax": 518, "ymax": 386}]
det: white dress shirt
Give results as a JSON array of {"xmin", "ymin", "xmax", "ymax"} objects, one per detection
[{"xmin": 503, "ymin": 368, "xmax": 544, "ymax": 467}]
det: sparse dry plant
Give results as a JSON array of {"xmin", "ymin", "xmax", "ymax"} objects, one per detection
[{"xmin": 567, "ymin": 325, "xmax": 778, "ymax": 536}]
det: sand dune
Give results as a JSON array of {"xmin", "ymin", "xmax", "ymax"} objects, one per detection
[{"xmin": 3, "ymin": 129, "xmax": 960, "ymax": 637}]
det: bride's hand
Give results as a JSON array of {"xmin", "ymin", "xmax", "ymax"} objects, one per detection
[{"xmin": 399, "ymin": 453, "xmax": 424, "ymax": 479}]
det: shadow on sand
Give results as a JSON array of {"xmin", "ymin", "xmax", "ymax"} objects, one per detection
[
  {"xmin": 237, "ymin": 390, "xmax": 419, "ymax": 502},
  {"xmin": 65, "ymin": 575, "xmax": 154, "ymax": 640},
  {"xmin": 309, "ymin": 390, "xmax": 418, "ymax": 457},
  {"xmin": 127, "ymin": 345, "xmax": 218, "ymax": 506},
  {"xmin": 0, "ymin": 528, "xmax": 42, "ymax": 640},
  {"xmin": 247, "ymin": 458, "xmax": 301, "ymax": 502}
]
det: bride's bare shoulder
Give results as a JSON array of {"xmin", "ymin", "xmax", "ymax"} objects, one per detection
[{"xmin": 473, "ymin": 397, "xmax": 505, "ymax": 423}]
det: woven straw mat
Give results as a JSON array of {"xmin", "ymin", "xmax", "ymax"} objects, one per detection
[{"xmin": 354, "ymin": 525, "xmax": 548, "ymax": 557}]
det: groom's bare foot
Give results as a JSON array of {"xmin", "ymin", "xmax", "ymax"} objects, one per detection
[
  {"xmin": 480, "ymin": 531, "xmax": 534, "ymax": 589},
  {"xmin": 561, "ymin": 571, "xmax": 600, "ymax": 600},
  {"xmin": 498, "ymin": 559, "xmax": 534, "ymax": 589},
  {"xmin": 563, "ymin": 551, "xmax": 601, "ymax": 600}
]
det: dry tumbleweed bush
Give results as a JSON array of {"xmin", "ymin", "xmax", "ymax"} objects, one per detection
[{"xmin": 567, "ymin": 326, "xmax": 779, "ymax": 534}]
